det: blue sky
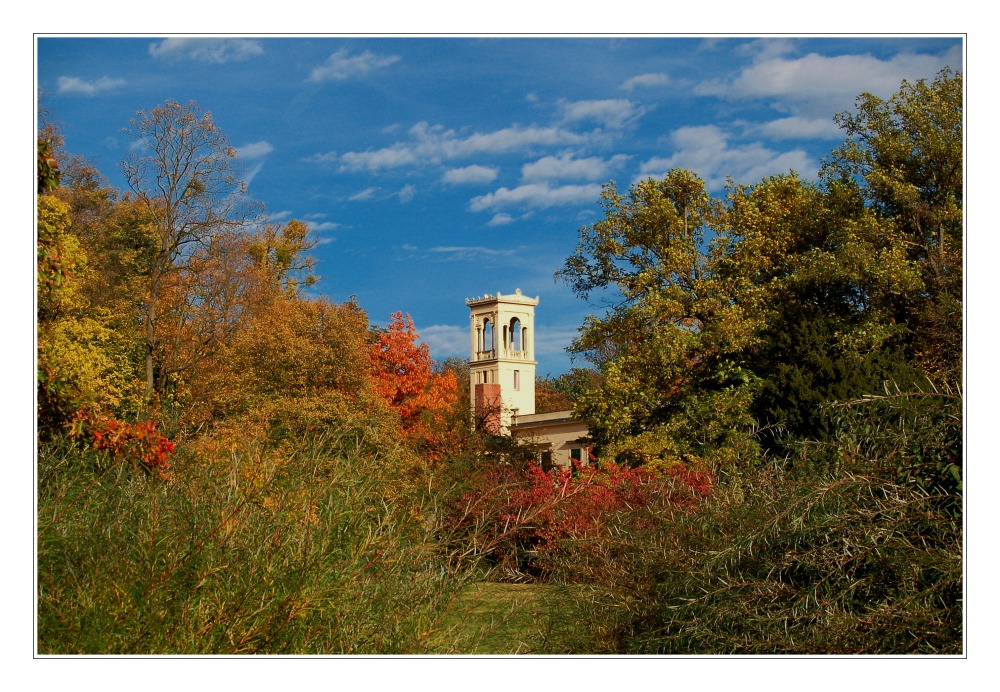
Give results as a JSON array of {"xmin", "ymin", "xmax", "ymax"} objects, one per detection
[{"xmin": 35, "ymin": 36, "xmax": 963, "ymax": 375}]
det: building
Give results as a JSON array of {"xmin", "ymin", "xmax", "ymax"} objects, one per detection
[{"xmin": 466, "ymin": 289, "xmax": 592, "ymax": 469}]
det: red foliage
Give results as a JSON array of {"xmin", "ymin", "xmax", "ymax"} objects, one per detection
[
  {"xmin": 71, "ymin": 411, "xmax": 175, "ymax": 478},
  {"xmin": 369, "ymin": 312, "xmax": 459, "ymax": 460},
  {"xmin": 447, "ymin": 460, "xmax": 713, "ymax": 579}
]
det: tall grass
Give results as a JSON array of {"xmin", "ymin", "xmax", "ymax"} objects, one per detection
[
  {"xmin": 552, "ymin": 383, "xmax": 963, "ymax": 655},
  {"xmin": 37, "ymin": 433, "xmax": 473, "ymax": 655}
]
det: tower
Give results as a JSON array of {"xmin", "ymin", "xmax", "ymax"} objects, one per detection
[{"xmin": 467, "ymin": 289, "xmax": 538, "ymax": 432}]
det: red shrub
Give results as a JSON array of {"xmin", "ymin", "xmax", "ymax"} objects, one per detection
[
  {"xmin": 444, "ymin": 459, "xmax": 712, "ymax": 580},
  {"xmin": 71, "ymin": 411, "xmax": 175, "ymax": 478}
]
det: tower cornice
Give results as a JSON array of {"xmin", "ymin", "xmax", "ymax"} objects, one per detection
[{"xmin": 466, "ymin": 288, "xmax": 539, "ymax": 308}]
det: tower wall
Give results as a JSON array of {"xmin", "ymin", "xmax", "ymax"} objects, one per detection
[{"xmin": 466, "ymin": 289, "xmax": 539, "ymax": 432}]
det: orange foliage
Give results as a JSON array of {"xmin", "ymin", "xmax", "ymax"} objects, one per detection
[{"xmin": 369, "ymin": 312, "xmax": 459, "ymax": 459}]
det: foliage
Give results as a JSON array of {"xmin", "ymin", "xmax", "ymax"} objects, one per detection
[
  {"xmin": 369, "ymin": 312, "xmax": 460, "ymax": 461},
  {"xmin": 37, "ymin": 434, "xmax": 476, "ymax": 655},
  {"xmin": 69, "ymin": 411, "xmax": 176, "ymax": 477},
  {"xmin": 37, "ymin": 194, "xmax": 83, "ymax": 321},
  {"xmin": 559, "ymin": 172, "xmax": 766, "ymax": 469},
  {"xmin": 37, "ymin": 134, "xmax": 61, "ymax": 194},
  {"xmin": 554, "ymin": 384, "xmax": 962, "ymax": 654},
  {"xmin": 535, "ymin": 368, "xmax": 603, "ymax": 414},
  {"xmin": 825, "ymin": 68, "xmax": 963, "ymax": 380},
  {"xmin": 439, "ymin": 458, "xmax": 712, "ymax": 581},
  {"xmin": 37, "ymin": 190, "xmax": 146, "ymax": 430},
  {"xmin": 121, "ymin": 99, "xmax": 261, "ymax": 399},
  {"xmin": 246, "ymin": 219, "xmax": 318, "ymax": 295},
  {"xmin": 559, "ymin": 70, "xmax": 961, "ymax": 466}
]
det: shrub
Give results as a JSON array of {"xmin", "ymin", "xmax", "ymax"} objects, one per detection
[{"xmin": 439, "ymin": 457, "xmax": 712, "ymax": 582}]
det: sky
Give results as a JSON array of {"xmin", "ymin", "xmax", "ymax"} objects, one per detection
[{"xmin": 35, "ymin": 35, "xmax": 963, "ymax": 375}]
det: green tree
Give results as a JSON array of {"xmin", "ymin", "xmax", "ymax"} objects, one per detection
[
  {"xmin": 717, "ymin": 173, "xmax": 922, "ymax": 449},
  {"xmin": 559, "ymin": 171, "xmax": 758, "ymax": 470},
  {"xmin": 824, "ymin": 68, "xmax": 962, "ymax": 379}
]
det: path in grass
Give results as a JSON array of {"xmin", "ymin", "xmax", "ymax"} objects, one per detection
[{"xmin": 434, "ymin": 581, "xmax": 587, "ymax": 654}]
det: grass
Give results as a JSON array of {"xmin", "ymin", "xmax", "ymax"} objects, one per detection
[{"xmin": 433, "ymin": 581, "xmax": 586, "ymax": 655}]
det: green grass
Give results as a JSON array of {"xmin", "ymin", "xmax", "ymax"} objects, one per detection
[{"xmin": 433, "ymin": 581, "xmax": 587, "ymax": 655}]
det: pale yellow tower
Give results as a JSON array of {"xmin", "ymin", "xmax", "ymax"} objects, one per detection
[{"xmin": 467, "ymin": 289, "xmax": 538, "ymax": 432}]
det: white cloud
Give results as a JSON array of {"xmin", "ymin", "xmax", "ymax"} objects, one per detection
[
  {"xmin": 469, "ymin": 182, "xmax": 603, "ymax": 212},
  {"xmin": 332, "ymin": 122, "xmax": 594, "ymax": 173},
  {"xmin": 348, "ymin": 187, "xmax": 378, "ymax": 201},
  {"xmin": 337, "ymin": 145, "xmax": 417, "ymax": 171},
  {"xmin": 621, "ymin": 72, "xmax": 669, "ymax": 92},
  {"xmin": 410, "ymin": 121, "xmax": 590, "ymax": 159},
  {"xmin": 442, "ymin": 165, "xmax": 499, "ymax": 184},
  {"xmin": 309, "ymin": 221, "xmax": 340, "ymax": 232},
  {"xmin": 237, "ymin": 141, "xmax": 274, "ymax": 160},
  {"xmin": 733, "ymin": 38, "xmax": 800, "ymax": 62},
  {"xmin": 56, "ymin": 75, "xmax": 125, "ymax": 95},
  {"xmin": 148, "ymin": 38, "xmax": 263, "ymax": 63},
  {"xmin": 534, "ymin": 325, "xmax": 582, "ymax": 357},
  {"xmin": 397, "ymin": 184, "xmax": 416, "ymax": 203},
  {"xmin": 560, "ymin": 99, "xmax": 642, "ymax": 129},
  {"xmin": 243, "ymin": 162, "xmax": 266, "ymax": 187},
  {"xmin": 416, "ymin": 324, "xmax": 468, "ymax": 360},
  {"xmin": 638, "ymin": 125, "xmax": 815, "ymax": 189},
  {"xmin": 429, "ymin": 246, "xmax": 516, "ymax": 258},
  {"xmin": 751, "ymin": 116, "xmax": 843, "ymax": 141},
  {"xmin": 697, "ymin": 46, "xmax": 962, "ymax": 118},
  {"xmin": 521, "ymin": 153, "xmax": 629, "ymax": 182},
  {"xmin": 303, "ymin": 151, "xmax": 340, "ymax": 166},
  {"xmin": 488, "ymin": 213, "xmax": 515, "ymax": 226},
  {"xmin": 308, "ymin": 48, "xmax": 401, "ymax": 82}
]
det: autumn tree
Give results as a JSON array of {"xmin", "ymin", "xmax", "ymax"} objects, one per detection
[
  {"xmin": 121, "ymin": 100, "xmax": 260, "ymax": 400},
  {"xmin": 559, "ymin": 73, "xmax": 961, "ymax": 468},
  {"xmin": 246, "ymin": 219, "xmax": 318, "ymax": 296},
  {"xmin": 535, "ymin": 368, "xmax": 603, "ymax": 414},
  {"xmin": 369, "ymin": 313, "xmax": 459, "ymax": 460},
  {"xmin": 717, "ymin": 173, "xmax": 921, "ymax": 448},
  {"xmin": 37, "ymin": 137, "xmax": 145, "ymax": 432}
]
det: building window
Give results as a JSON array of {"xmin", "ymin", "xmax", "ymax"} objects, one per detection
[{"xmin": 513, "ymin": 369, "xmax": 520, "ymax": 390}]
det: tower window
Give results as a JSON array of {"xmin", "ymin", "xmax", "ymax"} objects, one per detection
[
  {"xmin": 482, "ymin": 318, "xmax": 494, "ymax": 354},
  {"xmin": 509, "ymin": 318, "xmax": 522, "ymax": 350},
  {"xmin": 513, "ymin": 370, "xmax": 520, "ymax": 390}
]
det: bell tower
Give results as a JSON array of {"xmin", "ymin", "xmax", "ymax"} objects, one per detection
[{"xmin": 467, "ymin": 289, "xmax": 538, "ymax": 432}]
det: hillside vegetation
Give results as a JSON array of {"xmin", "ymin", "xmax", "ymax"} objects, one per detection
[{"xmin": 37, "ymin": 70, "xmax": 962, "ymax": 655}]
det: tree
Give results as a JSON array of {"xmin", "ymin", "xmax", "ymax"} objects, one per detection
[
  {"xmin": 535, "ymin": 368, "xmax": 603, "ymax": 414},
  {"xmin": 558, "ymin": 171, "xmax": 758, "ymax": 469},
  {"xmin": 37, "ymin": 139, "xmax": 144, "ymax": 432},
  {"xmin": 121, "ymin": 100, "xmax": 260, "ymax": 400},
  {"xmin": 717, "ymin": 172, "xmax": 922, "ymax": 449},
  {"xmin": 246, "ymin": 219, "xmax": 318, "ymax": 296},
  {"xmin": 369, "ymin": 313, "xmax": 459, "ymax": 460},
  {"xmin": 824, "ymin": 69, "xmax": 963, "ymax": 379}
]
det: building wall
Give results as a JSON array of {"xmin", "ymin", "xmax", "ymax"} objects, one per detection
[{"xmin": 512, "ymin": 413, "xmax": 592, "ymax": 469}]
